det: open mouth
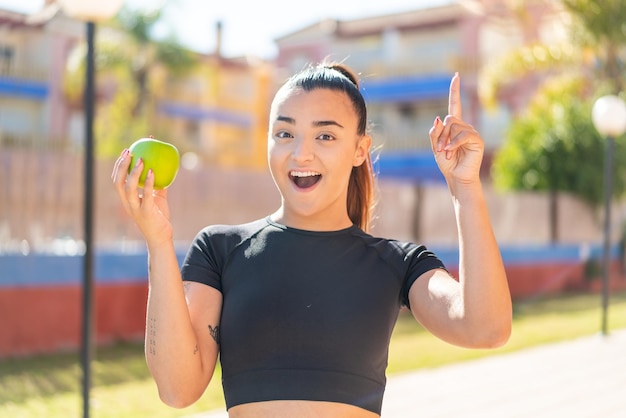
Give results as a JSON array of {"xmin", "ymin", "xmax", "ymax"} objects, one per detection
[{"xmin": 289, "ymin": 170, "xmax": 322, "ymax": 189}]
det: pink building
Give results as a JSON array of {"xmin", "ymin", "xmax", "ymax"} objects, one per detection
[{"xmin": 0, "ymin": 6, "xmax": 79, "ymax": 148}]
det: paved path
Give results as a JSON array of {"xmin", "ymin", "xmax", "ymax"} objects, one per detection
[{"xmin": 188, "ymin": 329, "xmax": 626, "ymax": 417}]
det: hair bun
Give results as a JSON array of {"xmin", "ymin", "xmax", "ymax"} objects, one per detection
[{"xmin": 322, "ymin": 62, "xmax": 360, "ymax": 89}]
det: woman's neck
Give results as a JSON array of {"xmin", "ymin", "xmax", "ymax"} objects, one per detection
[{"xmin": 270, "ymin": 208, "xmax": 353, "ymax": 232}]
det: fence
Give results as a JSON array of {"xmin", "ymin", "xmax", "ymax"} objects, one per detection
[
  {"xmin": 2, "ymin": 147, "xmax": 621, "ymax": 253},
  {"xmin": 0, "ymin": 148, "xmax": 280, "ymax": 254}
]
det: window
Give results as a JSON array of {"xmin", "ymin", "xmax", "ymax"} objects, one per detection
[
  {"xmin": 0, "ymin": 44, "xmax": 15, "ymax": 75},
  {"xmin": 185, "ymin": 120, "xmax": 201, "ymax": 146}
]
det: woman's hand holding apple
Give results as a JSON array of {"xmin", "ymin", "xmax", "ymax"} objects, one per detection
[
  {"xmin": 111, "ymin": 138, "xmax": 179, "ymax": 247},
  {"xmin": 127, "ymin": 137, "xmax": 180, "ymax": 190}
]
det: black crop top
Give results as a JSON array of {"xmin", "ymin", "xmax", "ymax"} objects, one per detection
[{"xmin": 181, "ymin": 217, "xmax": 446, "ymax": 414}]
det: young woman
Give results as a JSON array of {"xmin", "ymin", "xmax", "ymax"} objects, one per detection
[{"xmin": 112, "ymin": 62, "xmax": 512, "ymax": 418}]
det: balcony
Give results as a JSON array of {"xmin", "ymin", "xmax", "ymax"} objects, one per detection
[
  {"xmin": 376, "ymin": 150, "xmax": 444, "ymax": 184},
  {"xmin": 0, "ymin": 62, "xmax": 48, "ymax": 100},
  {"xmin": 360, "ymin": 73, "xmax": 452, "ymax": 103},
  {"xmin": 159, "ymin": 102, "xmax": 253, "ymax": 128}
]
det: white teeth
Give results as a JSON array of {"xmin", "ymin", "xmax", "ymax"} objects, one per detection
[{"xmin": 290, "ymin": 171, "xmax": 321, "ymax": 177}]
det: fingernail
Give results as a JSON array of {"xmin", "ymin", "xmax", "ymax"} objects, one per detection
[
  {"xmin": 122, "ymin": 149, "xmax": 130, "ymax": 158},
  {"xmin": 435, "ymin": 116, "xmax": 441, "ymax": 126},
  {"xmin": 135, "ymin": 157, "xmax": 142, "ymax": 168}
]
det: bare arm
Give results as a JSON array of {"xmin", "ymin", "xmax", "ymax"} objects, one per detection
[
  {"xmin": 409, "ymin": 73, "xmax": 512, "ymax": 348},
  {"xmin": 112, "ymin": 150, "xmax": 221, "ymax": 407},
  {"xmin": 145, "ymin": 243, "xmax": 222, "ymax": 407},
  {"xmin": 409, "ymin": 183, "xmax": 511, "ymax": 348}
]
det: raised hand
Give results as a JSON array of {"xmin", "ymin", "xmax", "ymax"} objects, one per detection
[
  {"xmin": 429, "ymin": 73, "xmax": 484, "ymax": 185},
  {"xmin": 111, "ymin": 148, "xmax": 173, "ymax": 247}
]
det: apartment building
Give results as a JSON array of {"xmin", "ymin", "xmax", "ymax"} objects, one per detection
[
  {"xmin": 0, "ymin": 6, "xmax": 81, "ymax": 148},
  {"xmin": 0, "ymin": 6, "xmax": 275, "ymax": 251},
  {"xmin": 273, "ymin": 1, "xmax": 566, "ymax": 182}
]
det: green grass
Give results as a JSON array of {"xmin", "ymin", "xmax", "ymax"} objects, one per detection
[
  {"xmin": 388, "ymin": 290, "xmax": 626, "ymax": 373},
  {"xmin": 1, "ymin": 290, "xmax": 625, "ymax": 418}
]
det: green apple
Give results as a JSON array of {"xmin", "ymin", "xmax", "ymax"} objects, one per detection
[{"xmin": 128, "ymin": 137, "xmax": 180, "ymax": 189}]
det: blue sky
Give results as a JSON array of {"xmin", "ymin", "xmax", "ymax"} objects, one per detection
[{"xmin": 0, "ymin": 0, "xmax": 452, "ymax": 58}]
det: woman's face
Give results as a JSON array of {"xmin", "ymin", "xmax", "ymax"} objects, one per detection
[{"xmin": 268, "ymin": 87, "xmax": 370, "ymax": 230}]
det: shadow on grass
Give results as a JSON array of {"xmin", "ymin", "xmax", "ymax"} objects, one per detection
[
  {"xmin": 391, "ymin": 290, "xmax": 626, "ymax": 337},
  {"xmin": 92, "ymin": 341, "xmax": 152, "ymax": 386},
  {"xmin": 0, "ymin": 341, "xmax": 150, "ymax": 404},
  {"xmin": 513, "ymin": 289, "xmax": 626, "ymax": 317}
]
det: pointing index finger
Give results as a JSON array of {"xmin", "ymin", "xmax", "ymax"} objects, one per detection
[{"xmin": 448, "ymin": 72, "xmax": 462, "ymax": 120}]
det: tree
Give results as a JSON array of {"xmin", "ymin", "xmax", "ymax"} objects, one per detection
[
  {"xmin": 562, "ymin": 0, "xmax": 626, "ymax": 93},
  {"xmin": 480, "ymin": 0, "xmax": 626, "ymax": 107},
  {"xmin": 113, "ymin": 6, "xmax": 197, "ymax": 116},
  {"xmin": 63, "ymin": 5, "xmax": 198, "ymax": 157},
  {"xmin": 493, "ymin": 76, "xmax": 626, "ymax": 211},
  {"xmin": 483, "ymin": 0, "xmax": 626, "ymax": 242}
]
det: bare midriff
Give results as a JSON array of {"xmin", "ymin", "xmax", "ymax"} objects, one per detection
[{"xmin": 227, "ymin": 400, "xmax": 380, "ymax": 418}]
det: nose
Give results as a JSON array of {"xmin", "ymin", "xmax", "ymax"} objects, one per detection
[{"xmin": 291, "ymin": 137, "xmax": 314, "ymax": 163}]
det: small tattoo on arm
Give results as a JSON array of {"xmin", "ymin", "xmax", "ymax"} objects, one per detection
[
  {"xmin": 208, "ymin": 324, "xmax": 220, "ymax": 345},
  {"xmin": 148, "ymin": 317, "xmax": 157, "ymax": 356},
  {"xmin": 193, "ymin": 344, "xmax": 199, "ymax": 355}
]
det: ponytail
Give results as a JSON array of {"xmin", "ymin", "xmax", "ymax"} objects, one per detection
[{"xmin": 347, "ymin": 150, "xmax": 376, "ymax": 231}]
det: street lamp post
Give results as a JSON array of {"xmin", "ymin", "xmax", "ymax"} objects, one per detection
[
  {"xmin": 57, "ymin": 1, "xmax": 123, "ymax": 417},
  {"xmin": 591, "ymin": 95, "xmax": 626, "ymax": 336}
]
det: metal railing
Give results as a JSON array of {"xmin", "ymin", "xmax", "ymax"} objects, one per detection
[{"xmin": 0, "ymin": 61, "xmax": 48, "ymax": 81}]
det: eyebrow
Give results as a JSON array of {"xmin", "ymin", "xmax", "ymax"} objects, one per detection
[
  {"xmin": 276, "ymin": 115, "xmax": 295, "ymax": 124},
  {"xmin": 275, "ymin": 115, "xmax": 344, "ymax": 129},
  {"xmin": 313, "ymin": 120, "xmax": 344, "ymax": 128}
]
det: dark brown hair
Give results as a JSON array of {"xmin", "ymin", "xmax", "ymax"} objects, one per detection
[{"xmin": 282, "ymin": 62, "xmax": 376, "ymax": 231}]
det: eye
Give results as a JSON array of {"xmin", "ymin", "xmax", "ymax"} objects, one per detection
[
  {"xmin": 274, "ymin": 130, "xmax": 293, "ymax": 139},
  {"xmin": 317, "ymin": 133, "xmax": 335, "ymax": 141}
]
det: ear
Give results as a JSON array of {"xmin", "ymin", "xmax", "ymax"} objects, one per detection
[{"xmin": 353, "ymin": 134, "xmax": 372, "ymax": 167}]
